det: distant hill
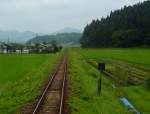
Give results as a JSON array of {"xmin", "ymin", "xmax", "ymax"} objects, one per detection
[
  {"xmin": 52, "ymin": 27, "xmax": 81, "ymax": 34},
  {"xmin": 0, "ymin": 30, "xmax": 38, "ymax": 43},
  {"xmin": 0, "ymin": 28, "xmax": 81, "ymax": 43},
  {"xmin": 27, "ymin": 33, "xmax": 82, "ymax": 45}
]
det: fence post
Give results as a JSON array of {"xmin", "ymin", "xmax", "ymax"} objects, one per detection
[
  {"xmin": 98, "ymin": 76, "xmax": 102, "ymax": 96},
  {"xmin": 97, "ymin": 63, "xmax": 105, "ymax": 96}
]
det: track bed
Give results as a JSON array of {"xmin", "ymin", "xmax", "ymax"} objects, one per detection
[{"xmin": 32, "ymin": 56, "xmax": 68, "ymax": 114}]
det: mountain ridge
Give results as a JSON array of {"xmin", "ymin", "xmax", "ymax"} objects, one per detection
[
  {"xmin": 27, "ymin": 33, "xmax": 82, "ymax": 45},
  {"xmin": 0, "ymin": 30, "xmax": 37, "ymax": 43},
  {"xmin": 0, "ymin": 27, "xmax": 81, "ymax": 43},
  {"xmin": 52, "ymin": 27, "xmax": 81, "ymax": 34}
]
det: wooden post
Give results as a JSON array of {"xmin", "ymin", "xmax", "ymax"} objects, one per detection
[
  {"xmin": 98, "ymin": 63, "xmax": 105, "ymax": 72},
  {"xmin": 98, "ymin": 63, "xmax": 105, "ymax": 96},
  {"xmin": 98, "ymin": 76, "xmax": 102, "ymax": 96}
]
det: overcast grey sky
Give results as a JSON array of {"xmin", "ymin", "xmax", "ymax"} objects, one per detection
[{"xmin": 0, "ymin": 0, "xmax": 146, "ymax": 33}]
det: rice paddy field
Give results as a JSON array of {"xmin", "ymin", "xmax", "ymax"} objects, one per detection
[
  {"xmin": 78, "ymin": 48, "xmax": 150, "ymax": 67},
  {"xmin": 69, "ymin": 48, "xmax": 150, "ymax": 114},
  {"xmin": 0, "ymin": 53, "xmax": 61, "ymax": 113}
]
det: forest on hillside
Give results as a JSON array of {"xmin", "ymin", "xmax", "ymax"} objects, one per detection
[
  {"xmin": 81, "ymin": 1, "xmax": 150, "ymax": 48},
  {"xmin": 27, "ymin": 33, "xmax": 81, "ymax": 45}
]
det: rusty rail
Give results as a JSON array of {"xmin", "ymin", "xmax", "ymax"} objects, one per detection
[
  {"xmin": 32, "ymin": 56, "xmax": 68, "ymax": 114},
  {"xmin": 59, "ymin": 58, "xmax": 67, "ymax": 114}
]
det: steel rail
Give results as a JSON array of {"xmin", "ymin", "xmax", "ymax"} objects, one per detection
[
  {"xmin": 59, "ymin": 58, "xmax": 67, "ymax": 114},
  {"xmin": 32, "ymin": 58, "xmax": 64, "ymax": 114},
  {"xmin": 32, "ymin": 56, "xmax": 68, "ymax": 114}
]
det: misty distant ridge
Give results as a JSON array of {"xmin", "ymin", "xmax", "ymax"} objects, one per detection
[
  {"xmin": 0, "ymin": 30, "xmax": 37, "ymax": 43},
  {"xmin": 52, "ymin": 27, "xmax": 81, "ymax": 34},
  {"xmin": 0, "ymin": 28, "xmax": 81, "ymax": 43},
  {"xmin": 27, "ymin": 33, "xmax": 82, "ymax": 45}
]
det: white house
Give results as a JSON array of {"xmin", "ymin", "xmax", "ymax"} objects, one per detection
[{"xmin": 22, "ymin": 49, "xmax": 29, "ymax": 54}]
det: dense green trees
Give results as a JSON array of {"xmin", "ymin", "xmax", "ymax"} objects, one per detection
[
  {"xmin": 81, "ymin": 1, "xmax": 150, "ymax": 48},
  {"xmin": 112, "ymin": 29, "xmax": 141, "ymax": 47}
]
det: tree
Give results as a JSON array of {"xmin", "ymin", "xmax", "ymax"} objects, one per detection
[
  {"xmin": 81, "ymin": 1, "xmax": 150, "ymax": 48},
  {"xmin": 112, "ymin": 29, "xmax": 141, "ymax": 47},
  {"xmin": 144, "ymin": 33, "xmax": 150, "ymax": 46},
  {"xmin": 51, "ymin": 40, "xmax": 57, "ymax": 48}
]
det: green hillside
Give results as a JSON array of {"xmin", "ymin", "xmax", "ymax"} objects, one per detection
[
  {"xmin": 27, "ymin": 33, "xmax": 82, "ymax": 45},
  {"xmin": 81, "ymin": 1, "xmax": 150, "ymax": 48}
]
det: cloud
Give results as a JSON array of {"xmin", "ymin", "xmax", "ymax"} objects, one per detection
[{"xmin": 0, "ymin": 0, "xmax": 146, "ymax": 33}]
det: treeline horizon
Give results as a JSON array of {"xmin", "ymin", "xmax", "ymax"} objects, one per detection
[{"xmin": 81, "ymin": 0, "xmax": 150, "ymax": 48}]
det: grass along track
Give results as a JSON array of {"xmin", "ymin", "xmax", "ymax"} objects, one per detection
[
  {"xmin": 0, "ymin": 53, "xmax": 61, "ymax": 114},
  {"xmin": 32, "ymin": 55, "xmax": 68, "ymax": 114},
  {"xmin": 73, "ymin": 48, "xmax": 150, "ymax": 113},
  {"xmin": 69, "ymin": 51, "xmax": 131, "ymax": 114},
  {"xmin": 0, "ymin": 54, "xmax": 56, "ymax": 86}
]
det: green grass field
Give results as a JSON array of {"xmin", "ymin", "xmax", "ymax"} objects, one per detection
[
  {"xmin": 0, "ymin": 48, "xmax": 150, "ymax": 114},
  {"xmin": 0, "ymin": 53, "xmax": 61, "ymax": 113},
  {"xmin": 69, "ymin": 48, "xmax": 150, "ymax": 114},
  {"xmin": 69, "ymin": 51, "xmax": 131, "ymax": 114},
  {"xmin": 78, "ymin": 48, "xmax": 150, "ymax": 67}
]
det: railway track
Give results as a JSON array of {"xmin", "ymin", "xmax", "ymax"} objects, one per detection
[{"xmin": 32, "ymin": 56, "xmax": 68, "ymax": 114}]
